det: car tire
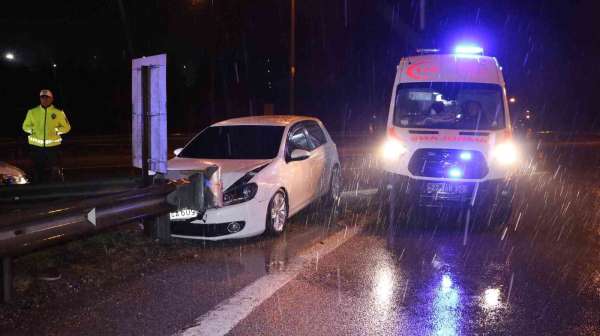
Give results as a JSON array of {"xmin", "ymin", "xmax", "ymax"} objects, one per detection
[
  {"xmin": 325, "ymin": 165, "xmax": 342, "ymax": 206},
  {"xmin": 266, "ymin": 190, "xmax": 288, "ymax": 235},
  {"xmin": 487, "ymin": 199, "xmax": 513, "ymax": 229},
  {"xmin": 479, "ymin": 183, "xmax": 514, "ymax": 230}
]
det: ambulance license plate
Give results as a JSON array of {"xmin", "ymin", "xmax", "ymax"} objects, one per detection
[
  {"xmin": 169, "ymin": 209, "xmax": 199, "ymax": 221},
  {"xmin": 425, "ymin": 182, "xmax": 467, "ymax": 195}
]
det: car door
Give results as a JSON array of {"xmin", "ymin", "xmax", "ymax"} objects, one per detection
[
  {"xmin": 283, "ymin": 123, "xmax": 316, "ymax": 213},
  {"xmin": 304, "ymin": 121, "xmax": 329, "ymax": 199}
]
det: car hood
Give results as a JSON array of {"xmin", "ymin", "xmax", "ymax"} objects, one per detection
[
  {"xmin": 0, "ymin": 162, "xmax": 26, "ymax": 177},
  {"xmin": 166, "ymin": 157, "xmax": 272, "ymax": 190}
]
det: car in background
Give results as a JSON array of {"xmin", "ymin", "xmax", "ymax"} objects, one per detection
[
  {"xmin": 0, "ymin": 162, "xmax": 29, "ymax": 185},
  {"xmin": 381, "ymin": 46, "xmax": 519, "ymax": 227},
  {"xmin": 167, "ymin": 115, "xmax": 341, "ymax": 240}
]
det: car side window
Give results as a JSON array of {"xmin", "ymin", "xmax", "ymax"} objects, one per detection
[{"xmin": 304, "ymin": 121, "xmax": 327, "ymax": 148}]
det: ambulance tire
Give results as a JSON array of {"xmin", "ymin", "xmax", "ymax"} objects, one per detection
[
  {"xmin": 488, "ymin": 199, "xmax": 513, "ymax": 230},
  {"xmin": 472, "ymin": 196, "xmax": 512, "ymax": 231},
  {"xmin": 386, "ymin": 181, "xmax": 401, "ymax": 227},
  {"xmin": 386, "ymin": 186, "xmax": 420, "ymax": 229}
]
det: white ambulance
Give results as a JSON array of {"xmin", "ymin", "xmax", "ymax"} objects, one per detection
[{"xmin": 381, "ymin": 46, "xmax": 519, "ymax": 226}]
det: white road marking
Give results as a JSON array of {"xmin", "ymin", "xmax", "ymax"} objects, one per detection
[
  {"xmin": 341, "ymin": 188, "xmax": 378, "ymax": 197},
  {"xmin": 177, "ymin": 223, "xmax": 363, "ymax": 336}
]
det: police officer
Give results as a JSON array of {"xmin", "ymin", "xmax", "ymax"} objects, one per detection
[{"xmin": 22, "ymin": 90, "xmax": 71, "ymax": 183}]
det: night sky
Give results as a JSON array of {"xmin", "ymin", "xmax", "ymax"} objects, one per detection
[{"xmin": 1, "ymin": 0, "xmax": 598, "ymax": 138}]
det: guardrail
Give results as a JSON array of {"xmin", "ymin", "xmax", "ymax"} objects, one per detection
[
  {"xmin": 0, "ymin": 181, "xmax": 175, "ymax": 303},
  {"xmin": 0, "ymin": 177, "xmax": 142, "ymax": 203}
]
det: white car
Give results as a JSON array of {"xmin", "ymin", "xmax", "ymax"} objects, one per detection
[
  {"xmin": 0, "ymin": 162, "xmax": 29, "ymax": 185},
  {"xmin": 167, "ymin": 115, "xmax": 341, "ymax": 240}
]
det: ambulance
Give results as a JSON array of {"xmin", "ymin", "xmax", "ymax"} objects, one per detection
[{"xmin": 381, "ymin": 46, "xmax": 518, "ymax": 226}]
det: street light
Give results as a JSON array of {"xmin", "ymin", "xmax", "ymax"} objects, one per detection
[
  {"xmin": 509, "ymin": 97, "xmax": 516, "ymax": 104},
  {"xmin": 4, "ymin": 52, "xmax": 15, "ymax": 61}
]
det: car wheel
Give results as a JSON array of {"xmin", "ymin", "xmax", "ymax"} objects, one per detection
[
  {"xmin": 476, "ymin": 184, "xmax": 514, "ymax": 230},
  {"xmin": 266, "ymin": 190, "xmax": 288, "ymax": 235},
  {"xmin": 486, "ymin": 199, "xmax": 513, "ymax": 229},
  {"xmin": 325, "ymin": 165, "xmax": 342, "ymax": 205}
]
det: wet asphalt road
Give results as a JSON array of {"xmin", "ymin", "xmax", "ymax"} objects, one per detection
[
  {"xmin": 232, "ymin": 180, "xmax": 600, "ymax": 335},
  {"xmin": 2, "ymin": 142, "xmax": 600, "ymax": 335}
]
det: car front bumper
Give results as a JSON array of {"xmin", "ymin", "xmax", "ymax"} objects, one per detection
[
  {"xmin": 386, "ymin": 173, "xmax": 513, "ymax": 208},
  {"xmin": 170, "ymin": 197, "xmax": 269, "ymax": 241}
]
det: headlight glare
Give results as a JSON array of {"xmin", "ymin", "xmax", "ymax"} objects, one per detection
[
  {"xmin": 0, "ymin": 174, "xmax": 28, "ymax": 185},
  {"xmin": 492, "ymin": 142, "xmax": 519, "ymax": 165},
  {"xmin": 381, "ymin": 138, "xmax": 408, "ymax": 160}
]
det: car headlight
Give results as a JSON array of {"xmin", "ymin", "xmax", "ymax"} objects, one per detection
[
  {"xmin": 0, "ymin": 174, "xmax": 28, "ymax": 185},
  {"xmin": 491, "ymin": 142, "xmax": 519, "ymax": 165},
  {"xmin": 223, "ymin": 183, "xmax": 258, "ymax": 206},
  {"xmin": 380, "ymin": 138, "xmax": 408, "ymax": 160},
  {"xmin": 14, "ymin": 175, "xmax": 28, "ymax": 184}
]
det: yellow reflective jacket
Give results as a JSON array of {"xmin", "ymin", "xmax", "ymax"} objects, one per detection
[{"xmin": 22, "ymin": 105, "xmax": 71, "ymax": 147}]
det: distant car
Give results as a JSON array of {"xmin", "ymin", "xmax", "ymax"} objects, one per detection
[
  {"xmin": 167, "ymin": 115, "xmax": 341, "ymax": 240},
  {"xmin": 0, "ymin": 162, "xmax": 29, "ymax": 185}
]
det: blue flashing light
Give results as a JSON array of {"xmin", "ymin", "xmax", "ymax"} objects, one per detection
[
  {"xmin": 442, "ymin": 275, "xmax": 453, "ymax": 289},
  {"xmin": 454, "ymin": 45, "xmax": 484, "ymax": 55},
  {"xmin": 459, "ymin": 151, "xmax": 472, "ymax": 161},
  {"xmin": 448, "ymin": 167, "xmax": 463, "ymax": 178}
]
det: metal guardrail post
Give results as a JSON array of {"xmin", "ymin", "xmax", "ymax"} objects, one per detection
[
  {"xmin": 153, "ymin": 214, "xmax": 171, "ymax": 244},
  {"xmin": 1, "ymin": 256, "xmax": 12, "ymax": 304}
]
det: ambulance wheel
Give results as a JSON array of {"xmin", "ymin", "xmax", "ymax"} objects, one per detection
[
  {"xmin": 473, "ymin": 195, "xmax": 512, "ymax": 231},
  {"xmin": 386, "ymin": 181, "xmax": 400, "ymax": 226},
  {"xmin": 488, "ymin": 199, "xmax": 513, "ymax": 229}
]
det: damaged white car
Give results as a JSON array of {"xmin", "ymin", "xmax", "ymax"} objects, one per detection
[{"xmin": 167, "ymin": 115, "xmax": 341, "ymax": 240}]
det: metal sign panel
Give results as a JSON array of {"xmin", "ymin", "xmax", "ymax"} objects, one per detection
[{"xmin": 132, "ymin": 54, "xmax": 168, "ymax": 173}]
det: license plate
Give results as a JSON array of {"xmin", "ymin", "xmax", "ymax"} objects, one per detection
[
  {"xmin": 425, "ymin": 182, "xmax": 467, "ymax": 194},
  {"xmin": 169, "ymin": 209, "xmax": 199, "ymax": 221}
]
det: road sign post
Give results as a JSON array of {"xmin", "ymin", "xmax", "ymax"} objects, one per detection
[
  {"xmin": 132, "ymin": 54, "xmax": 168, "ymax": 176},
  {"xmin": 132, "ymin": 54, "xmax": 170, "ymax": 241},
  {"xmin": 1, "ymin": 257, "xmax": 12, "ymax": 303}
]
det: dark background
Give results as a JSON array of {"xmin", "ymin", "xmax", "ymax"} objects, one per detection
[{"xmin": 1, "ymin": 0, "xmax": 599, "ymax": 138}]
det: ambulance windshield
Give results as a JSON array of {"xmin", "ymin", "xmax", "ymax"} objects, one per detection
[{"xmin": 393, "ymin": 82, "xmax": 505, "ymax": 130}]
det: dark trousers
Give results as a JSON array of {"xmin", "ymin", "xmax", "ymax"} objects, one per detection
[{"xmin": 30, "ymin": 146, "xmax": 61, "ymax": 183}]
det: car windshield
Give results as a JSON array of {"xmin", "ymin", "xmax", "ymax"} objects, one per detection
[
  {"xmin": 393, "ymin": 82, "xmax": 505, "ymax": 130},
  {"xmin": 179, "ymin": 125, "xmax": 284, "ymax": 160}
]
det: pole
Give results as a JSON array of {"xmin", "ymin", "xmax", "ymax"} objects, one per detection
[
  {"xmin": 141, "ymin": 65, "xmax": 153, "ymax": 236},
  {"xmin": 2, "ymin": 257, "xmax": 12, "ymax": 303},
  {"xmin": 117, "ymin": 0, "xmax": 134, "ymax": 57},
  {"xmin": 141, "ymin": 66, "xmax": 151, "ymax": 187},
  {"xmin": 419, "ymin": 0, "xmax": 426, "ymax": 31},
  {"xmin": 289, "ymin": 0, "xmax": 296, "ymax": 115}
]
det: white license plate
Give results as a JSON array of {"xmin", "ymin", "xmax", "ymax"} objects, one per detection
[
  {"xmin": 169, "ymin": 209, "xmax": 199, "ymax": 221},
  {"xmin": 425, "ymin": 183, "xmax": 467, "ymax": 194}
]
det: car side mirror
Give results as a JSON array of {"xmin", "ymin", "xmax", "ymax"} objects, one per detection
[
  {"xmin": 290, "ymin": 149, "xmax": 310, "ymax": 161},
  {"xmin": 174, "ymin": 148, "xmax": 183, "ymax": 156}
]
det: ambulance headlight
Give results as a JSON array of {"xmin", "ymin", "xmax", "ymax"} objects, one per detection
[
  {"xmin": 381, "ymin": 138, "xmax": 408, "ymax": 160},
  {"xmin": 491, "ymin": 142, "xmax": 519, "ymax": 165}
]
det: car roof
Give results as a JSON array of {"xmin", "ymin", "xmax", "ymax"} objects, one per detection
[
  {"xmin": 212, "ymin": 115, "xmax": 320, "ymax": 127},
  {"xmin": 398, "ymin": 54, "xmax": 503, "ymax": 85}
]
